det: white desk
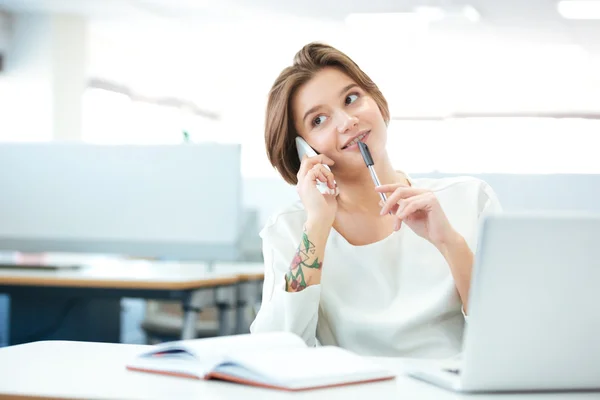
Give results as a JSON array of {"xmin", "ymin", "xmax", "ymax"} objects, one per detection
[
  {"xmin": 0, "ymin": 340, "xmax": 597, "ymax": 400},
  {"xmin": 0, "ymin": 256, "xmax": 264, "ymax": 344}
]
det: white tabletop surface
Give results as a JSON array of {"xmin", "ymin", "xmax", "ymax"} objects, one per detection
[{"xmin": 0, "ymin": 340, "xmax": 597, "ymax": 400}]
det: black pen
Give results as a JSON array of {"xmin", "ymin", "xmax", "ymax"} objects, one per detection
[{"xmin": 357, "ymin": 141, "xmax": 392, "ymax": 215}]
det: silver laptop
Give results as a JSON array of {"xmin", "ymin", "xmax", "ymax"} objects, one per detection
[{"xmin": 406, "ymin": 212, "xmax": 600, "ymax": 393}]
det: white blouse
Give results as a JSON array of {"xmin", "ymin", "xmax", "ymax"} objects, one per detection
[{"xmin": 250, "ymin": 175, "xmax": 502, "ymax": 359}]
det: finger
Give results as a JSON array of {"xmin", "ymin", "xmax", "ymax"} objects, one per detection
[
  {"xmin": 379, "ymin": 188, "xmax": 427, "ymax": 215},
  {"xmin": 396, "ymin": 195, "xmax": 431, "ymax": 220},
  {"xmin": 319, "ymin": 165, "xmax": 336, "ymax": 189},
  {"xmin": 393, "ymin": 217, "xmax": 402, "ymax": 231},
  {"xmin": 380, "ymin": 189, "xmax": 413, "ymax": 215},
  {"xmin": 308, "ymin": 166, "xmax": 328, "ymax": 186},
  {"xmin": 310, "ymin": 164, "xmax": 336, "ymax": 189},
  {"xmin": 297, "ymin": 155, "xmax": 335, "ymax": 180},
  {"xmin": 391, "ymin": 199, "xmax": 413, "ymax": 231},
  {"xmin": 395, "ymin": 198, "xmax": 409, "ymax": 218},
  {"xmin": 297, "ymin": 155, "xmax": 314, "ymax": 179},
  {"xmin": 375, "ymin": 183, "xmax": 410, "ymax": 193},
  {"xmin": 390, "ymin": 202, "xmax": 402, "ymax": 230},
  {"xmin": 314, "ymin": 154, "xmax": 335, "ymax": 166},
  {"xmin": 379, "ymin": 197, "xmax": 397, "ymax": 210},
  {"xmin": 376, "ymin": 184, "xmax": 422, "ymax": 196},
  {"xmin": 306, "ymin": 164, "xmax": 336, "ymax": 189},
  {"xmin": 302, "ymin": 154, "xmax": 335, "ymax": 169},
  {"xmin": 380, "ymin": 191, "xmax": 403, "ymax": 215},
  {"xmin": 312, "ymin": 164, "xmax": 335, "ymax": 189}
]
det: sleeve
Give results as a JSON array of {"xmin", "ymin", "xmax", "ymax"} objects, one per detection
[
  {"xmin": 464, "ymin": 180, "xmax": 503, "ymax": 321},
  {"xmin": 478, "ymin": 180, "xmax": 503, "ymax": 218},
  {"xmin": 249, "ymin": 222, "xmax": 321, "ymax": 347}
]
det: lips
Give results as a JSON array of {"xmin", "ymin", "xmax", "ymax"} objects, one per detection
[{"xmin": 342, "ymin": 130, "xmax": 370, "ymax": 150}]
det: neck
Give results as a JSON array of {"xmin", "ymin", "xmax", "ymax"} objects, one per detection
[{"xmin": 335, "ymin": 154, "xmax": 408, "ymax": 215}]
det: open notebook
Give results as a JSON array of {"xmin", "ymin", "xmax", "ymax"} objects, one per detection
[{"xmin": 126, "ymin": 332, "xmax": 395, "ymax": 391}]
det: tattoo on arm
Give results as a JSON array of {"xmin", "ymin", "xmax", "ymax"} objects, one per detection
[{"xmin": 285, "ymin": 230, "xmax": 322, "ymax": 292}]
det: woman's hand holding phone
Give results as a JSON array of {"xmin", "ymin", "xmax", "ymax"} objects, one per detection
[{"xmin": 296, "ymin": 154, "xmax": 338, "ymax": 228}]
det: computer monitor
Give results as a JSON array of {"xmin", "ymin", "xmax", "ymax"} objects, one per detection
[{"xmin": 0, "ymin": 142, "xmax": 242, "ymax": 261}]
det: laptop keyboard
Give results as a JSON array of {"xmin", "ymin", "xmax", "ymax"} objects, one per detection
[
  {"xmin": 444, "ymin": 366, "xmax": 461, "ymax": 374},
  {"xmin": 439, "ymin": 354, "xmax": 462, "ymax": 375}
]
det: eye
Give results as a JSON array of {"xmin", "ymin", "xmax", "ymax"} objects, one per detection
[
  {"xmin": 345, "ymin": 93, "xmax": 359, "ymax": 105},
  {"xmin": 312, "ymin": 115, "xmax": 327, "ymax": 127}
]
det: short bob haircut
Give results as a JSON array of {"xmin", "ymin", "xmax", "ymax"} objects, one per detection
[{"xmin": 264, "ymin": 42, "xmax": 390, "ymax": 185}]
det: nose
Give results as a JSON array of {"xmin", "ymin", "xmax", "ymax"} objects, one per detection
[{"xmin": 335, "ymin": 109, "xmax": 358, "ymax": 134}]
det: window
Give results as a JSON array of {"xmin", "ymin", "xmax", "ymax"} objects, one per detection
[
  {"xmin": 230, "ymin": 117, "xmax": 600, "ymax": 178},
  {"xmin": 82, "ymin": 86, "xmax": 598, "ymax": 175},
  {"xmin": 82, "ymin": 88, "xmax": 220, "ymax": 145},
  {"xmin": 0, "ymin": 78, "xmax": 52, "ymax": 142},
  {"xmin": 82, "ymin": 88, "xmax": 133, "ymax": 144},
  {"xmin": 387, "ymin": 117, "xmax": 599, "ymax": 174}
]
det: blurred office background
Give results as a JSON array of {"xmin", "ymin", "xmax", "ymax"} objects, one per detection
[{"xmin": 0, "ymin": 0, "xmax": 598, "ymax": 346}]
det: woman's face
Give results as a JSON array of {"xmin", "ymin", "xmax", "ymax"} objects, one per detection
[{"xmin": 292, "ymin": 67, "xmax": 388, "ymax": 174}]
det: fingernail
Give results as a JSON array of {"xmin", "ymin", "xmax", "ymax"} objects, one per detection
[{"xmin": 380, "ymin": 208, "xmax": 385, "ymax": 216}]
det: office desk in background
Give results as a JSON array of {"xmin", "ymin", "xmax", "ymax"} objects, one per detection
[
  {"xmin": 0, "ymin": 255, "xmax": 264, "ymax": 345},
  {"xmin": 0, "ymin": 340, "xmax": 598, "ymax": 400}
]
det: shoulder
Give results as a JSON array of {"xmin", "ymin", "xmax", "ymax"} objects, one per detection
[
  {"xmin": 410, "ymin": 175, "xmax": 501, "ymax": 215},
  {"xmin": 410, "ymin": 175, "xmax": 487, "ymax": 192},
  {"xmin": 259, "ymin": 200, "xmax": 307, "ymax": 240}
]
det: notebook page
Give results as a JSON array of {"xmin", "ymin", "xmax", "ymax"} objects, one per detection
[
  {"xmin": 220, "ymin": 346, "xmax": 394, "ymax": 390},
  {"xmin": 127, "ymin": 355, "xmax": 213, "ymax": 379},
  {"xmin": 139, "ymin": 332, "xmax": 307, "ymax": 368}
]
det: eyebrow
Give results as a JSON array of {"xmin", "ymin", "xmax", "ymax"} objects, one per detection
[{"xmin": 302, "ymin": 83, "xmax": 359, "ymax": 124}]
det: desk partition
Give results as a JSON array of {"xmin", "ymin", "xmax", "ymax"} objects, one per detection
[{"xmin": 0, "ymin": 142, "xmax": 242, "ymax": 261}]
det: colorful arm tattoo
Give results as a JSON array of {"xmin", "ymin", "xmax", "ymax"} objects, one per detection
[{"xmin": 285, "ymin": 230, "xmax": 323, "ymax": 292}]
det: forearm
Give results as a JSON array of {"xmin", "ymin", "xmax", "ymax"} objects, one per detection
[
  {"xmin": 437, "ymin": 232, "xmax": 474, "ymax": 313},
  {"xmin": 285, "ymin": 220, "xmax": 331, "ymax": 292}
]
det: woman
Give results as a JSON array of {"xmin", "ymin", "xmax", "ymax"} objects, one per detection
[{"xmin": 250, "ymin": 42, "xmax": 502, "ymax": 359}]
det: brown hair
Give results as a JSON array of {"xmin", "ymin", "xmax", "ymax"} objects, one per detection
[{"xmin": 264, "ymin": 42, "xmax": 390, "ymax": 185}]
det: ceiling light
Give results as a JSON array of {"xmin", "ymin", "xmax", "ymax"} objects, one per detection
[
  {"xmin": 413, "ymin": 6, "xmax": 446, "ymax": 22},
  {"xmin": 345, "ymin": 4, "xmax": 480, "ymax": 31},
  {"xmin": 557, "ymin": 0, "xmax": 600, "ymax": 20},
  {"xmin": 345, "ymin": 12, "xmax": 432, "ymax": 32}
]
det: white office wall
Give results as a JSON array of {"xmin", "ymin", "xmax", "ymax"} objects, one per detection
[
  {"xmin": 51, "ymin": 14, "xmax": 87, "ymax": 141},
  {"xmin": 0, "ymin": 12, "xmax": 87, "ymax": 142},
  {"xmin": 0, "ymin": 10, "xmax": 10, "ymax": 54},
  {"xmin": 0, "ymin": 13, "xmax": 54, "ymax": 142}
]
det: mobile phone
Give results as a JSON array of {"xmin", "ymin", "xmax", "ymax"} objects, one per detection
[{"xmin": 295, "ymin": 137, "xmax": 338, "ymax": 196}]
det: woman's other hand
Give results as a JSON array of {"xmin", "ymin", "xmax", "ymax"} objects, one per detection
[{"xmin": 376, "ymin": 184, "xmax": 459, "ymax": 249}]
